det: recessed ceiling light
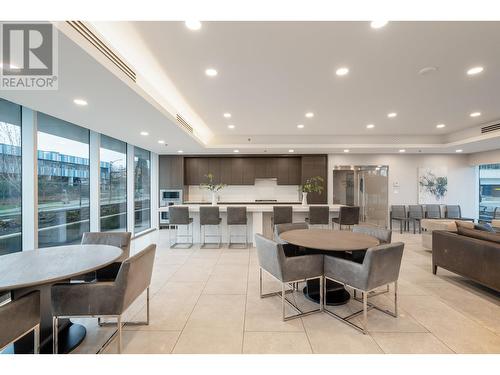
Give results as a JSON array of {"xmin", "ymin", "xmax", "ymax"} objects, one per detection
[
  {"xmin": 185, "ymin": 21, "xmax": 202, "ymax": 31},
  {"xmin": 233, "ymin": 149, "xmax": 239, "ymax": 153},
  {"xmin": 470, "ymin": 112, "xmax": 481, "ymax": 117},
  {"xmin": 366, "ymin": 124, "xmax": 375, "ymax": 129},
  {"xmin": 455, "ymin": 149, "xmax": 463, "ymax": 153},
  {"xmin": 343, "ymin": 149, "xmax": 350, "ymax": 153},
  {"xmin": 205, "ymin": 68, "xmax": 218, "ymax": 77},
  {"xmin": 336, "ymin": 67, "xmax": 349, "ymax": 76},
  {"xmin": 467, "ymin": 66, "xmax": 484, "ymax": 76},
  {"xmin": 158, "ymin": 140, "xmax": 165, "ymax": 144},
  {"xmin": 387, "ymin": 112, "xmax": 397, "ymax": 118},
  {"xmin": 399, "ymin": 149, "xmax": 406, "ymax": 153},
  {"xmin": 370, "ymin": 21, "xmax": 388, "ymax": 29},
  {"xmin": 418, "ymin": 66, "xmax": 439, "ymax": 76},
  {"xmin": 297, "ymin": 124, "xmax": 305, "ymax": 129},
  {"xmin": 436, "ymin": 123, "xmax": 446, "ymax": 129},
  {"xmin": 288, "ymin": 149, "xmax": 294, "ymax": 153},
  {"xmin": 140, "ymin": 131, "xmax": 149, "ymax": 136},
  {"xmin": 223, "ymin": 113, "xmax": 231, "ymax": 118},
  {"xmin": 177, "ymin": 150, "xmax": 184, "ymax": 153},
  {"xmin": 73, "ymin": 98, "xmax": 88, "ymax": 106},
  {"xmin": 228, "ymin": 124, "xmax": 235, "ymax": 129},
  {"xmin": 305, "ymin": 112, "xmax": 314, "ymax": 118}
]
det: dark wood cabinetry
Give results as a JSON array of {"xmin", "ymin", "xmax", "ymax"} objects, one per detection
[
  {"xmin": 301, "ymin": 155, "xmax": 328, "ymax": 204},
  {"xmin": 159, "ymin": 155, "xmax": 184, "ymax": 189}
]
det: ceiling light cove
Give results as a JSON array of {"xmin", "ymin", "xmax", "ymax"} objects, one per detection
[
  {"xmin": 335, "ymin": 67, "xmax": 349, "ymax": 76},
  {"xmin": 185, "ymin": 21, "xmax": 202, "ymax": 31},
  {"xmin": 436, "ymin": 123, "xmax": 446, "ymax": 129},
  {"xmin": 297, "ymin": 124, "xmax": 305, "ymax": 129},
  {"xmin": 370, "ymin": 21, "xmax": 388, "ymax": 29},
  {"xmin": 140, "ymin": 131, "xmax": 149, "ymax": 136},
  {"xmin": 227, "ymin": 124, "xmax": 235, "ymax": 129},
  {"xmin": 470, "ymin": 112, "xmax": 481, "ymax": 117},
  {"xmin": 387, "ymin": 112, "xmax": 397, "ymax": 118},
  {"xmin": 73, "ymin": 98, "xmax": 88, "ymax": 106},
  {"xmin": 366, "ymin": 124, "xmax": 375, "ymax": 129},
  {"xmin": 467, "ymin": 66, "xmax": 484, "ymax": 76},
  {"xmin": 399, "ymin": 149, "xmax": 406, "ymax": 153},
  {"xmin": 205, "ymin": 68, "xmax": 218, "ymax": 77},
  {"xmin": 223, "ymin": 113, "xmax": 231, "ymax": 118},
  {"xmin": 305, "ymin": 112, "xmax": 314, "ymax": 118}
]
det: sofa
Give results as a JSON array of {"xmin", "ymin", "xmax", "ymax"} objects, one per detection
[
  {"xmin": 432, "ymin": 228, "xmax": 500, "ymax": 292},
  {"xmin": 420, "ymin": 219, "xmax": 474, "ymax": 249}
]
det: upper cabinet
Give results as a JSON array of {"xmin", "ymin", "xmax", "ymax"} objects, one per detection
[
  {"xmin": 301, "ymin": 155, "xmax": 328, "ymax": 203},
  {"xmin": 159, "ymin": 155, "xmax": 184, "ymax": 189}
]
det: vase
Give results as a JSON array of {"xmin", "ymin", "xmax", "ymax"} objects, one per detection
[
  {"xmin": 211, "ymin": 192, "xmax": 217, "ymax": 206},
  {"xmin": 302, "ymin": 192, "xmax": 308, "ymax": 206}
]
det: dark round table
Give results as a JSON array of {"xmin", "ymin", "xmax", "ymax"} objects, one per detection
[
  {"xmin": 280, "ymin": 229, "xmax": 379, "ymax": 305},
  {"xmin": 0, "ymin": 245, "xmax": 122, "ymax": 354}
]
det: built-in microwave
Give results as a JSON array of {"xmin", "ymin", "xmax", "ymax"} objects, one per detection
[{"xmin": 160, "ymin": 189, "xmax": 182, "ymax": 207}]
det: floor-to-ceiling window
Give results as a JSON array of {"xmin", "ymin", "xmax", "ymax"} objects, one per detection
[
  {"xmin": 0, "ymin": 98, "xmax": 22, "ymax": 255},
  {"xmin": 100, "ymin": 135, "xmax": 127, "ymax": 232},
  {"xmin": 134, "ymin": 146, "xmax": 151, "ymax": 233},
  {"xmin": 479, "ymin": 163, "xmax": 500, "ymax": 222},
  {"xmin": 37, "ymin": 113, "xmax": 90, "ymax": 247}
]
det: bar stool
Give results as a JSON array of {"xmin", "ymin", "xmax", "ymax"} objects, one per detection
[
  {"xmin": 168, "ymin": 206, "xmax": 193, "ymax": 248},
  {"xmin": 408, "ymin": 205, "xmax": 424, "ymax": 234},
  {"xmin": 271, "ymin": 206, "xmax": 293, "ymax": 232},
  {"xmin": 306, "ymin": 206, "xmax": 330, "ymax": 228},
  {"xmin": 332, "ymin": 206, "xmax": 360, "ymax": 230},
  {"xmin": 200, "ymin": 206, "xmax": 222, "ymax": 248},
  {"xmin": 227, "ymin": 206, "xmax": 248, "ymax": 248}
]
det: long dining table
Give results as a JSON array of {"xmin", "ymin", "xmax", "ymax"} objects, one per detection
[
  {"xmin": 0, "ymin": 245, "xmax": 122, "ymax": 354},
  {"xmin": 279, "ymin": 229, "xmax": 380, "ymax": 305}
]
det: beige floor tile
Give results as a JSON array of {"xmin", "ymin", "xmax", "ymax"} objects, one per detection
[
  {"xmin": 372, "ymin": 332, "xmax": 454, "ymax": 354},
  {"xmin": 103, "ymin": 330, "xmax": 180, "ymax": 354},
  {"xmin": 184, "ymin": 294, "xmax": 246, "ymax": 331},
  {"xmin": 172, "ymin": 327, "xmax": 243, "ymax": 354},
  {"xmin": 243, "ymin": 332, "xmax": 312, "ymax": 354}
]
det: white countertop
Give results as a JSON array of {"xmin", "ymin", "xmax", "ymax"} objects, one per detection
[{"xmin": 158, "ymin": 204, "xmax": 342, "ymax": 213}]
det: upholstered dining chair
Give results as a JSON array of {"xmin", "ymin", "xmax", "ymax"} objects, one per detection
[
  {"xmin": 51, "ymin": 244, "xmax": 156, "ymax": 354},
  {"xmin": 332, "ymin": 206, "xmax": 360, "ymax": 230},
  {"xmin": 0, "ymin": 291, "xmax": 40, "ymax": 354},
  {"xmin": 255, "ymin": 234, "xmax": 323, "ymax": 321},
  {"xmin": 445, "ymin": 205, "xmax": 474, "ymax": 222},
  {"xmin": 323, "ymin": 242, "xmax": 404, "ymax": 334},
  {"xmin": 390, "ymin": 205, "xmax": 409, "ymax": 233},
  {"xmin": 408, "ymin": 205, "xmax": 425, "ymax": 234},
  {"xmin": 271, "ymin": 206, "xmax": 293, "ymax": 232},
  {"xmin": 274, "ymin": 222, "xmax": 309, "ymax": 257},
  {"xmin": 425, "ymin": 204, "xmax": 442, "ymax": 219},
  {"xmin": 350, "ymin": 224, "xmax": 392, "ymax": 263},
  {"xmin": 306, "ymin": 206, "xmax": 330, "ymax": 228}
]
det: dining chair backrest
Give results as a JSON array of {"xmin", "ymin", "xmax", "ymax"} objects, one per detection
[
  {"xmin": 408, "ymin": 205, "xmax": 424, "ymax": 219},
  {"xmin": 274, "ymin": 222, "xmax": 308, "ymax": 244},
  {"xmin": 338, "ymin": 206, "xmax": 360, "ymax": 226},
  {"xmin": 308, "ymin": 206, "xmax": 330, "ymax": 225},
  {"xmin": 390, "ymin": 205, "xmax": 407, "ymax": 219},
  {"xmin": 200, "ymin": 206, "xmax": 221, "ymax": 225},
  {"xmin": 361, "ymin": 242, "xmax": 404, "ymax": 291},
  {"xmin": 425, "ymin": 204, "xmax": 442, "ymax": 219},
  {"xmin": 255, "ymin": 234, "xmax": 285, "ymax": 281},
  {"xmin": 353, "ymin": 224, "xmax": 392, "ymax": 244},
  {"xmin": 0, "ymin": 291, "xmax": 40, "ymax": 350},
  {"xmin": 81, "ymin": 232, "xmax": 132, "ymax": 262},
  {"xmin": 114, "ymin": 244, "xmax": 156, "ymax": 312},
  {"xmin": 169, "ymin": 206, "xmax": 190, "ymax": 225},
  {"xmin": 445, "ymin": 205, "xmax": 461, "ymax": 219},
  {"xmin": 227, "ymin": 206, "xmax": 247, "ymax": 225},
  {"xmin": 273, "ymin": 206, "xmax": 293, "ymax": 225}
]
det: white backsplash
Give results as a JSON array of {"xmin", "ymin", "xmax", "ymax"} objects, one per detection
[{"xmin": 188, "ymin": 178, "xmax": 300, "ymax": 203}]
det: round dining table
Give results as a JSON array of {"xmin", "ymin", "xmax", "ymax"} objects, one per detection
[
  {"xmin": 0, "ymin": 244, "xmax": 122, "ymax": 354},
  {"xmin": 279, "ymin": 229, "xmax": 379, "ymax": 305}
]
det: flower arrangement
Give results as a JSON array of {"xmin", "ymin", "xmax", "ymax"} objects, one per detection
[
  {"xmin": 301, "ymin": 176, "xmax": 324, "ymax": 194},
  {"xmin": 200, "ymin": 173, "xmax": 226, "ymax": 192}
]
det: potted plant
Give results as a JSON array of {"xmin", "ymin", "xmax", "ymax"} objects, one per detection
[
  {"xmin": 200, "ymin": 173, "xmax": 226, "ymax": 205},
  {"xmin": 300, "ymin": 176, "xmax": 324, "ymax": 206}
]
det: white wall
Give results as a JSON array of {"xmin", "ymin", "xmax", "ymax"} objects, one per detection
[
  {"xmin": 327, "ymin": 154, "xmax": 477, "ymax": 218},
  {"xmin": 468, "ymin": 149, "xmax": 500, "ymax": 166}
]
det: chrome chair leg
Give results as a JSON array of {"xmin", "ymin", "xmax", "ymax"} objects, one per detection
[
  {"xmin": 52, "ymin": 316, "xmax": 58, "ymax": 354},
  {"xmin": 394, "ymin": 281, "xmax": 398, "ymax": 316},
  {"xmin": 362, "ymin": 292, "xmax": 368, "ymax": 334},
  {"xmin": 281, "ymin": 282, "xmax": 286, "ymax": 321},
  {"xmin": 117, "ymin": 315, "xmax": 122, "ymax": 354},
  {"xmin": 33, "ymin": 324, "xmax": 40, "ymax": 354}
]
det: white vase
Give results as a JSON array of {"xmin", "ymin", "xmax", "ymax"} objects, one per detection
[
  {"xmin": 211, "ymin": 192, "xmax": 217, "ymax": 206},
  {"xmin": 302, "ymin": 192, "xmax": 308, "ymax": 206}
]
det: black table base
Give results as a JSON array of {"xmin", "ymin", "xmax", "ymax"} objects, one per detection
[{"xmin": 303, "ymin": 279, "xmax": 351, "ymax": 306}]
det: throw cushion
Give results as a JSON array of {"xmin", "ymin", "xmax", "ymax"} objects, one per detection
[
  {"xmin": 474, "ymin": 223, "xmax": 495, "ymax": 232},
  {"xmin": 457, "ymin": 226, "xmax": 500, "ymax": 244}
]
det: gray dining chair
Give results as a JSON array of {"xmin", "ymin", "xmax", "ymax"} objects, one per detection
[
  {"xmin": 255, "ymin": 234, "xmax": 323, "ymax": 321},
  {"xmin": 0, "ymin": 291, "xmax": 40, "ymax": 354},
  {"xmin": 168, "ymin": 206, "xmax": 193, "ymax": 248},
  {"xmin": 274, "ymin": 222, "xmax": 309, "ymax": 257},
  {"xmin": 51, "ymin": 244, "xmax": 156, "ymax": 354},
  {"xmin": 390, "ymin": 205, "xmax": 410, "ymax": 233},
  {"xmin": 445, "ymin": 205, "xmax": 474, "ymax": 222},
  {"xmin": 200, "ymin": 206, "xmax": 222, "ymax": 248},
  {"xmin": 408, "ymin": 205, "xmax": 424, "ymax": 233},
  {"xmin": 271, "ymin": 206, "xmax": 293, "ymax": 232},
  {"xmin": 332, "ymin": 206, "xmax": 360, "ymax": 230},
  {"xmin": 323, "ymin": 242, "xmax": 404, "ymax": 334},
  {"xmin": 227, "ymin": 206, "xmax": 248, "ymax": 248},
  {"xmin": 306, "ymin": 206, "xmax": 330, "ymax": 228},
  {"xmin": 425, "ymin": 204, "xmax": 442, "ymax": 219}
]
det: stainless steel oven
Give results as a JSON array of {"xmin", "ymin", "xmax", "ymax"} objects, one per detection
[{"xmin": 160, "ymin": 189, "xmax": 183, "ymax": 225}]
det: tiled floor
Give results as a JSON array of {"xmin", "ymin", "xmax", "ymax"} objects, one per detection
[{"xmin": 72, "ymin": 230, "xmax": 500, "ymax": 354}]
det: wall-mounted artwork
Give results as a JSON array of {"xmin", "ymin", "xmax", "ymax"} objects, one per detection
[{"xmin": 418, "ymin": 166, "xmax": 448, "ymax": 204}]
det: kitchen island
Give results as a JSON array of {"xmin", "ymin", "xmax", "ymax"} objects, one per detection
[{"xmin": 158, "ymin": 204, "xmax": 342, "ymax": 245}]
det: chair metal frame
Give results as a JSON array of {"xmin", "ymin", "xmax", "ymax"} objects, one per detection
[
  {"xmin": 168, "ymin": 222, "xmax": 194, "ymax": 248},
  {"xmin": 0, "ymin": 322, "xmax": 40, "ymax": 354},
  {"xmin": 53, "ymin": 288, "xmax": 150, "ymax": 354},
  {"xmin": 259, "ymin": 267, "xmax": 323, "ymax": 321},
  {"xmin": 227, "ymin": 224, "xmax": 248, "ymax": 248},
  {"xmin": 323, "ymin": 276, "xmax": 397, "ymax": 334},
  {"xmin": 200, "ymin": 222, "xmax": 222, "ymax": 248}
]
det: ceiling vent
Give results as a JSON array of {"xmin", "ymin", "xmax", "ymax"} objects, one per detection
[
  {"xmin": 176, "ymin": 114, "xmax": 194, "ymax": 134},
  {"xmin": 66, "ymin": 21, "xmax": 136, "ymax": 82},
  {"xmin": 481, "ymin": 123, "xmax": 500, "ymax": 134}
]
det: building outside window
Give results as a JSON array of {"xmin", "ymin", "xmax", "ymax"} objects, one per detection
[
  {"xmin": 100, "ymin": 135, "xmax": 127, "ymax": 232},
  {"xmin": 479, "ymin": 163, "xmax": 500, "ymax": 222},
  {"xmin": 0, "ymin": 98, "xmax": 22, "ymax": 255},
  {"xmin": 134, "ymin": 146, "xmax": 151, "ymax": 233},
  {"xmin": 37, "ymin": 113, "xmax": 90, "ymax": 247}
]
